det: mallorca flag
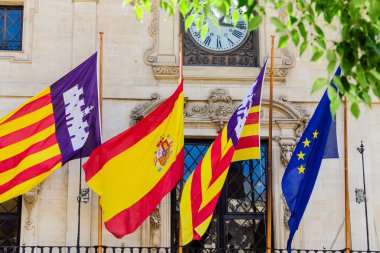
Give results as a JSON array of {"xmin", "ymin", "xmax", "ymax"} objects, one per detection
[
  {"xmin": 179, "ymin": 59, "xmax": 267, "ymax": 245},
  {"xmin": 83, "ymin": 81, "xmax": 184, "ymax": 238},
  {"xmin": 0, "ymin": 53, "xmax": 101, "ymax": 203}
]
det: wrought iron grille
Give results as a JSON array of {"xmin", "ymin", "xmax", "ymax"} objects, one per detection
[
  {"xmin": 0, "ymin": 6, "xmax": 23, "ymax": 51},
  {"xmin": 0, "ymin": 197, "xmax": 21, "ymax": 247},
  {"xmin": 171, "ymin": 140, "xmax": 268, "ymax": 252},
  {"xmin": 0, "ymin": 246, "xmax": 375, "ymax": 253}
]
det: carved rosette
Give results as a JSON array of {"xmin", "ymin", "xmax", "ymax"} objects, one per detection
[
  {"xmin": 130, "ymin": 93, "xmax": 160, "ymax": 126},
  {"xmin": 149, "ymin": 207, "xmax": 161, "ymax": 230},
  {"xmin": 23, "ymin": 184, "xmax": 42, "ymax": 230},
  {"xmin": 275, "ymin": 137, "xmax": 297, "ymax": 167}
]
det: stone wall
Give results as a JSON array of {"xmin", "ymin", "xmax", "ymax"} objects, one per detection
[{"xmin": 0, "ymin": 0, "xmax": 379, "ymax": 250}]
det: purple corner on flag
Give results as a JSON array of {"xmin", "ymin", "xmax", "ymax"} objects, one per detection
[
  {"xmin": 50, "ymin": 53, "xmax": 101, "ymax": 164},
  {"xmin": 227, "ymin": 59, "xmax": 267, "ymax": 146}
]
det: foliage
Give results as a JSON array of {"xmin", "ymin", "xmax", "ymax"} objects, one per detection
[{"xmin": 124, "ymin": 0, "xmax": 380, "ymax": 117}]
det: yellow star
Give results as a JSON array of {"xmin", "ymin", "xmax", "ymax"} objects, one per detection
[
  {"xmin": 313, "ymin": 130, "xmax": 319, "ymax": 139},
  {"xmin": 297, "ymin": 151, "xmax": 306, "ymax": 160},
  {"xmin": 298, "ymin": 165, "xmax": 306, "ymax": 174},
  {"xmin": 303, "ymin": 138, "xmax": 311, "ymax": 148}
]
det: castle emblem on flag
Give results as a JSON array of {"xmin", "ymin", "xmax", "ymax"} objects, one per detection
[
  {"xmin": 63, "ymin": 84, "xmax": 94, "ymax": 151},
  {"xmin": 154, "ymin": 135, "xmax": 173, "ymax": 171}
]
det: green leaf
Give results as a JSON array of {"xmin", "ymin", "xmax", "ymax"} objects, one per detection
[
  {"xmin": 287, "ymin": 2, "xmax": 293, "ymax": 15},
  {"xmin": 270, "ymin": 17, "xmax": 287, "ymax": 33},
  {"xmin": 310, "ymin": 46, "xmax": 324, "ymax": 61},
  {"xmin": 248, "ymin": 15, "xmax": 263, "ymax": 31},
  {"xmin": 185, "ymin": 14, "xmax": 196, "ymax": 31},
  {"xmin": 315, "ymin": 36, "xmax": 327, "ymax": 49},
  {"xmin": 350, "ymin": 102, "xmax": 360, "ymax": 118},
  {"xmin": 290, "ymin": 29, "xmax": 300, "ymax": 46},
  {"xmin": 312, "ymin": 78, "xmax": 328, "ymax": 93},
  {"xmin": 326, "ymin": 50, "xmax": 337, "ymax": 74},
  {"xmin": 134, "ymin": 4, "xmax": 143, "ymax": 20},
  {"xmin": 300, "ymin": 40, "xmax": 308, "ymax": 56},
  {"xmin": 330, "ymin": 95, "xmax": 342, "ymax": 117},
  {"xmin": 327, "ymin": 85, "xmax": 338, "ymax": 101},
  {"xmin": 369, "ymin": 69, "xmax": 380, "ymax": 81},
  {"xmin": 141, "ymin": 0, "xmax": 151, "ymax": 12},
  {"xmin": 179, "ymin": 0, "xmax": 188, "ymax": 16},
  {"xmin": 201, "ymin": 22, "xmax": 209, "ymax": 39},
  {"xmin": 313, "ymin": 24, "xmax": 324, "ymax": 36},
  {"xmin": 278, "ymin": 35, "xmax": 289, "ymax": 48},
  {"xmin": 232, "ymin": 10, "xmax": 239, "ymax": 26},
  {"xmin": 297, "ymin": 22, "xmax": 307, "ymax": 38}
]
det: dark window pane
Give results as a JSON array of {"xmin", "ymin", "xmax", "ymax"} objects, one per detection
[
  {"xmin": 0, "ymin": 197, "xmax": 21, "ymax": 247},
  {"xmin": 0, "ymin": 6, "xmax": 23, "ymax": 51},
  {"xmin": 172, "ymin": 140, "xmax": 267, "ymax": 251}
]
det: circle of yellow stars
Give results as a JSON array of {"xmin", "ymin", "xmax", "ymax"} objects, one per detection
[{"xmin": 296, "ymin": 130, "xmax": 319, "ymax": 174}]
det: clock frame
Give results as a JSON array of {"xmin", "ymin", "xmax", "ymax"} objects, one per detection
[{"xmin": 182, "ymin": 20, "xmax": 259, "ymax": 67}]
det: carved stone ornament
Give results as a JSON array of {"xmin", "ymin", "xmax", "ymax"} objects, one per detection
[
  {"xmin": 23, "ymin": 184, "xmax": 42, "ymax": 230},
  {"xmin": 130, "ymin": 93, "xmax": 160, "ymax": 126},
  {"xmin": 275, "ymin": 137, "xmax": 297, "ymax": 167},
  {"xmin": 152, "ymin": 65, "xmax": 179, "ymax": 79},
  {"xmin": 186, "ymin": 88, "xmax": 235, "ymax": 132},
  {"xmin": 149, "ymin": 207, "xmax": 161, "ymax": 230},
  {"xmin": 281, "ymin": 194, "xmax": 291, "ymax": 229},
  {"xmin": 143, "ymin": 0, "xmax": 158, "ymax": 66}
]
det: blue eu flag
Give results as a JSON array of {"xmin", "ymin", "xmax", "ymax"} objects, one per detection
[{"xmin": 282, "ymin": 68, "xmax": 341, "ymax": 252}]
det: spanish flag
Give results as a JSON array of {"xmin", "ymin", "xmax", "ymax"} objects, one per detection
[
  {"xmin": 0, "ymin": 53, "xmax": 101, "ymax": 203},
  {"xmin": 179, "ymin": 60, "xmax": 267, "ymax": 245},
  {"xmin": 83, "ymin": 81, "xmax": 184, "ymax": 238}
]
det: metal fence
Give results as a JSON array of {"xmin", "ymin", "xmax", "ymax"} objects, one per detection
[{"xmin": 0, "ymin": 247, "xmax": 379, "ymax": 253}]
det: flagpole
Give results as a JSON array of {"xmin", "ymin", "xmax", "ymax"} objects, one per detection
[
  {"xmin": 344, "ymin": 98, "xmax": 351, "ymax": 253},
  {"xmin": 98, "ymin": 31, "xmax": 104, "ymax": 253},
  {"xmin": 266, "ymin": 35, "xmax": 275, "ymax": 253},
  {"xmin": 178, "ymin": 33, "xmax": 184, "ymax": 253}
]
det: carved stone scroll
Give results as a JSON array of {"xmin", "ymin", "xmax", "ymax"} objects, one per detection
[{"xmin": 129, "ymin": 93, "xmax": 160, "ymax": 126}]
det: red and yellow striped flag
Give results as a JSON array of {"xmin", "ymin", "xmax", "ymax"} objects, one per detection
[
  {"xmin": 83, "ymin": 81, "xmax": 184, "ymax": 238},
  {"xmin": 0, "ymin": 53, "xmax": 101, "ymax": 203},
  {"xmin": 180, "ymin": 61, "xmax": 267, "ymax": 245}
]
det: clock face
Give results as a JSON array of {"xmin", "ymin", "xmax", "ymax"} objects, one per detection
[{"xmin": 188, "ymin": 9, "xmax": 248, "ymax": 53}]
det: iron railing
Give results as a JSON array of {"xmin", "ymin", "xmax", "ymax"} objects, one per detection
[{"xmin": 0, "ymin": 247, "xmax": 379, "ymax": 253}]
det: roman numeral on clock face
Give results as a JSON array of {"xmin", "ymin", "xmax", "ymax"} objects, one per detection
[
  {"xmin": 216, "ymin": 38, "xmax": 222, "ymax": 49},
  {"xmin": 232, "ymin": 30, "xmax": 243, "ymax": 39},
  {"xmin": 204, "ymin": 36, "xmax": 212, "ymax": 46}
]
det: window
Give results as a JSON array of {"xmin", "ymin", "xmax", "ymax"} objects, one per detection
[
  {"xmin": 0, "ymin": 197, "xmax": 22, "ymax": 246},
  {"xmin": 0, "ymin": 5, "xmax": 23, "ymax": 51},
  {"xmin": 171, "ymin": 139, "xmax": 268, "ymax": 252}
]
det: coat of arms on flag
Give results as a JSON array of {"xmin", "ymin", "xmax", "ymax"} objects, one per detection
[{"xmin": 154, "ymin": 135, "xmax": 173, "ymax": 171}]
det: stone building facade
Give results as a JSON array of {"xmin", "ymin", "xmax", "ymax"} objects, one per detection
[{"xmin": 0, "ymin": 0, "xmax": 379, "ymax": 251}]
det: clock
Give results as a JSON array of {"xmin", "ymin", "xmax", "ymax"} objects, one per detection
[
  {"xmin": 188, "ymin": 9, "xmax": 249, "ymax": 53},
  {"xmin": 182, "ymin": 8, "xmax": 259, "ymax": 67}
]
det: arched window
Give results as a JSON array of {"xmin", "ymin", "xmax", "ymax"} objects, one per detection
[
  {"xmin": 171, "ymin": 139, "xmax": 267, "ymax": 252},
  {"xmin": 0, "ymin": 197, "xmax": 22, "ymax": 246}
]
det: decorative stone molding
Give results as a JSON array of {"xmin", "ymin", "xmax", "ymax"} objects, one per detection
[
  {"xmin": 281, "ymin": 194, "xmax": 291, "ymax": 229},
  {"xmin": 152, "ymin": 65, "xmax": 179, "ymax": 79},
  {"xmin": 275, "ymin": 137, "xmax": 297, "ymax": 167},
  {"xmin": 129, "ymin": 93, "xmax": 160, "ymax": 126},
  {"xmin": 0, "ymin": 0, "xmax": 39, "ymax": 63},
  {"xmin": 23, "ymin": 184, "xmax": 42, "ymax": 230},
  {"xmin": 186, "ymin": 88, "xmax": 235, "ymax": 132},
  {"xmin": 143, "ymin": 0, "xmax": 158, "ymax": 65}
]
